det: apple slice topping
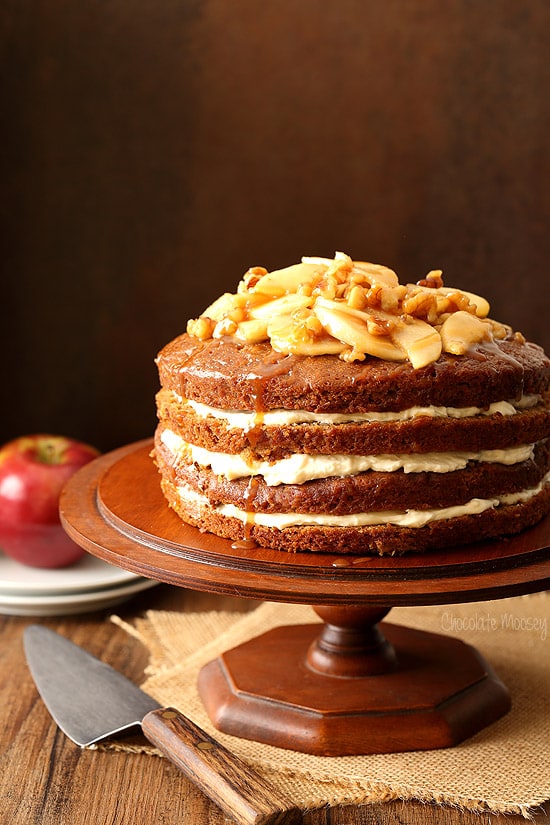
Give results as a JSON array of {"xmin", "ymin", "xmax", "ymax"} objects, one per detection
[
  {"xmin": 313, "ymin": 299, "xmax": 404, "ymax": 361},
  {"xmin": 439, "ymin": 310, "xmax": 492, "ymax": 355},
  {"xmin": 249, "ymin": 293, "xmax": 313, "ymax": 320},
  {"xmin": 391, "ymin": 318, "xmax": 443, "ymax": 369},
  {"xmin": 252, "ymin": 263, "xmax": 324, "ymax": 297},
  {"xmin": 267, "ymin": 314, "xmax": 346, "ymax": 356},
  {"xmin": 187, "ymin": 252, "xmax": 511, "ymax": 368}
]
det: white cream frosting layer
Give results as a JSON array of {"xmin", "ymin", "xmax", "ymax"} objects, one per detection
[
  {"xmin": 185, "ymin": 394, "xmax": 540, "ymax": 431},
  {"xmin": 175, "ymin": 472, "xmax": 550, "ymax": 530},
  {"xmin": 160, "ymin": 428, "xmax": 535, "ymax": 487}
]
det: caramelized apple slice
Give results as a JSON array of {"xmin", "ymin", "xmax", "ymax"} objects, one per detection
[
  {"xmin": 253, "ymin": 263, "xmax": 324, "ymax": 296},
  {"xmin": 233, "ymin": 319, "xmax": 269, "ymax": 343},
  {"xmin": 437, "ymin": 287, "xmax": 490, "ymax": 318},
  {"xmin": 313, "ymin": 300, "xmax": 404, "ymax": 361},
  {"xmin": 267, "ymin": 315, "xmax": 345, "ymax": 356},
  {"xmin": 391, "ymin": 318, "xmax": 442, "ymax": 369},
  {"xmin": 249, "ymin": 293, "xmax": 313, "ymax": 319},
  {"xmin": 440, "ymin": 311, "xmax": 491, "ymax": 354},
  {"xmin": 202, "ymin": 292, "xmax": 239, "ymax": 321},
  {"xmin": 352, "ymin": 262, "xmax": 400, "ymax": 288}
]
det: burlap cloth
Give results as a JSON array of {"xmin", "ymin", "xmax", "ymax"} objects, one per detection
[{"xmin": 110, "ymin": 592, "xmax": 549, "ymax": 818}]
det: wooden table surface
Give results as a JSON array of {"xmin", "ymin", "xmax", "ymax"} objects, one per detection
[{"xmin": 1, "ymin": 581, "xmax": 548, "ymax": 825}]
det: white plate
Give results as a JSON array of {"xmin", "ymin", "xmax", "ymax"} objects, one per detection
[
  {"xmin": 0, "ymin": 576, "xmax": 159, "ymax": 616},
  {"xmin": 0, "ymin": 552, "xmax": 144, "ymax": 596}
]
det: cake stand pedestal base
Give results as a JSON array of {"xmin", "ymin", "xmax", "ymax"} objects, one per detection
[{"xmin": 198, "ymin": 606, "xmax": 511, "ymax": 756}]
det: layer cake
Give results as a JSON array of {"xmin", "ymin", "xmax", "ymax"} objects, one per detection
[{"xmin": 154, "ymin": 253, "xmax": 550, "ymax": 555}]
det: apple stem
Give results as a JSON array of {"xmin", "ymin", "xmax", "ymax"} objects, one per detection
[{"xmin": 37, "ymin": 439, "xmax": 65, "ymax": 465}]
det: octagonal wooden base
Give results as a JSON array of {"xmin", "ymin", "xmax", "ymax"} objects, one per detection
[{"xmin": 198, "ymin": 608, "xmax": 511, "ymax": 756}]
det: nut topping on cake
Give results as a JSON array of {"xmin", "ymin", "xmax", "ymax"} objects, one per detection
[{"xmin": 187, "ymin": 252, "xmax": 509, "ymax": 368}]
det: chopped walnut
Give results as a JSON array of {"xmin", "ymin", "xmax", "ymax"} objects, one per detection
[
  {"xmin": 187, "ymin": 316, "xmax": 214, "ymax": 339},
  {"xmin": 417, "ymin": 269, "xmax": 444, "ymax": 289},
  {"xmin": 402, "ymin": 290, "xmax": 437, "ymax": 319},
  {"xmin": 366, "ymin": 315, "xmax": 395, "ymax": 336},
  {"xmin": 346, "ymin": 284, "xmax": 367, "ymax": 310},
  {"xmin": 340, "ymin": 346, "xmax": 366, "ymax": 363},
  {"xmin": 313, "ymin": 274, "xmax": 339, "ymax": 300},
  {"xmin": 213, "ymin": 317, "xmax": 238, "ymax": 338},
  {"xmin": 443, "ymin": 290, "xmax": 477, "ymax": 314},
  {"xmin": 238, "ymin": 266, "xmax": 268, "ymax": 293},
  {"xmin": 365, "ymin": 284, "xmax": 384, "ymax": 309},
  {"xmin": 303, "ymin": 313, "xmax": 324, "ymax": 337}
]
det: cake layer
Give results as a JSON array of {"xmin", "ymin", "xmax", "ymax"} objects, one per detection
[
  {"xmin": 156, "ymin": 388, "xmax": 550, "ymax": 459},
  {"xmin": 158, "ymin": 426, "xmax": 539, "ymax": 481},
  {"xmin": 159, "ymin": 474, "xmax": 550, "ymax": 555},
  {"xmin": 154, "ymin": 435, "xmax": 550, "ymax": 515},
  {"xmin": 156, "ymin": 334, "xmax": 550, "ymax": 414}
]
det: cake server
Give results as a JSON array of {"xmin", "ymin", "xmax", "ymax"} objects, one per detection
[{"xmin": 23, "ymin": 625, "xmax": 301, "ymax": 825}]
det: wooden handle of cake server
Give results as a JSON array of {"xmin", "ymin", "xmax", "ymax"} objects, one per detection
[{"xmin": 142, "ymin": 708, "xmax": 302, "ymax": 825}]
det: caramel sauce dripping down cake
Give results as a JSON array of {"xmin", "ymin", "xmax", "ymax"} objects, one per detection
[{"xmin": 153, "ymin": 252, "xmax": 550, "ymax": 555}]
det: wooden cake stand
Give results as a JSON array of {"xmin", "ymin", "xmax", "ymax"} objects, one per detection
[{"xmin": 60, "ymin": 440, "xmax": 550, "ymax": 757}]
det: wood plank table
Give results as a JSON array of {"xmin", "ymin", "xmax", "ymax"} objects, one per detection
[{"xmin": 1, "ymin": 583, "xmax": 549, "ymax": 825}]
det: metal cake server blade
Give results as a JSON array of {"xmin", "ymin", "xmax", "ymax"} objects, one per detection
[
  {"xmin": 24, "ymin": 625, "xmax": 301, "ymax": 825},
  {"xmin": 24, "ymin": 624, "xmax": 161, "ymax": 746}
]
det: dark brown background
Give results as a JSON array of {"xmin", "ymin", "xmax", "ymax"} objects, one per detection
[{"xmin": 2, "ymin": 0, "xmax": 548, "ymax": 452}]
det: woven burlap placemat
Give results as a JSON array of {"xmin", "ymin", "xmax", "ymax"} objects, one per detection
[{"xmin": 110, "ymin": 592, "xmax": 549, "ymax": 818}]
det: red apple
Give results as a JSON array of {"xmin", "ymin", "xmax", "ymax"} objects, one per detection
[{"xmin": 0, "ymin": 434, "xmax": 100, "ymax": 568}]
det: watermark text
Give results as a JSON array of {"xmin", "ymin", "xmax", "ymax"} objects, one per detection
[{"xmin": 441, "ymin": 610, "xmax": 546, "ymax": 641}]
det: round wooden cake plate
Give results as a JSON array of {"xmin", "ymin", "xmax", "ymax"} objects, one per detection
[{"xmin": 61, "ymin": 441, "xmax": 550, "ymax": 756}]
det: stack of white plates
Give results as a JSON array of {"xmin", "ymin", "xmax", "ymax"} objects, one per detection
[{"xmin": 0, "ymin": 553, "xmax": 159, "ymax": 616}]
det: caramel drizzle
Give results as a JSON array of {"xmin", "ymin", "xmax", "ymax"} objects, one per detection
[{"xmin": 233, "ymin": 354, "xmax": 300, "ymax": 550}]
